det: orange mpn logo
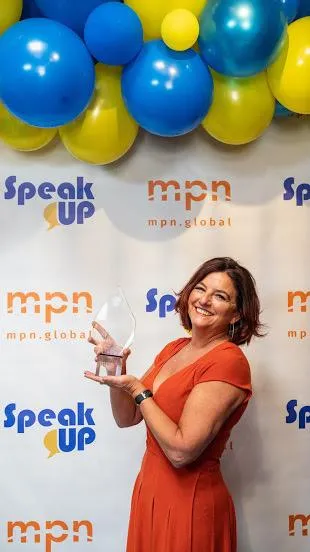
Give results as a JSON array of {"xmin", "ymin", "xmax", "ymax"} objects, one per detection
[
  {"xmin": 7, "ymin": 291, "xmax": 93, "ymax": 323},
  {"xmin": 288, "ymin": 291, "xmax": 310, "ymax": 312},
  {"xmin": 148, "ymin": 179, "xmax": 231, "ymax": 210},
  {"xmin": 289, "ymin": 514, "xmax": 310, "ymax": 536},
  {"xmin": 7, "ymin": 520, "xmax": 93, "ymax": 552}
]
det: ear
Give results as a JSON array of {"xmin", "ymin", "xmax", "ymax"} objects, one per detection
[{"xmin": 230, "ymin": 312, "xmax": 241, "ymax": 325}]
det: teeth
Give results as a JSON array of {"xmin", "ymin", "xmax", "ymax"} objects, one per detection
[{"xmin": 196, "ymin": 307, "xmax": 212, "ymax": 316}]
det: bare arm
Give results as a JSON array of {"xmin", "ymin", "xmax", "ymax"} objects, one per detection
[
  {"xmin": 138, "ymin": 381, "xmax": 246, "ymax": 467},
  {"xmin": 108, "ymin": 358, "xmax": 155, "ymax": 428},
  {"xmin": 95, "ymin": 373, "xmax": 246, "ymax": 468}
]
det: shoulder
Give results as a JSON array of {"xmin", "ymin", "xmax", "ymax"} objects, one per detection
[{"xmin": 194, "ymin": 341, "xmax": 251, "ymax": 389}]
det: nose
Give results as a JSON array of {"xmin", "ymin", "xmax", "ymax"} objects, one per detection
[{"xmin": 199, "ymin": 292, "xmax": 212, "ymax": 306}]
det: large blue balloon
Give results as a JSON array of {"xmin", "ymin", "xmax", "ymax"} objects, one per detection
[
  {"xmin": 279, "ymin": 0, "xmax": 299, "ymax": 22},
  {"xmin": 198, "ymin": 0, "xmax": 287, "ymax": 77},
  {"xmin": 0, "ymin": 18, "xmax": 95, "ymax": 127},
  {"xmin": 122, "ymin": 40, "xmax": 213, "ymax": 137},
  {"xmin": 34, "ymin": 0, "xmax": 119, "ymax": 36},
  {"xmin": 296, "ymin": 0, "xmax": 309, "ymax": 18},
  {"xmin": 84, "ymin": 2, "xmax": 143, "ymax": 65},
  {"xmin": 22, "ymin": 0, "xmax": 42, "ymax": 19}
]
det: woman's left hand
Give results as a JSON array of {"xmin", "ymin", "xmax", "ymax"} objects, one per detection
[{"xmin": 84, "ymin": 371, "xmax": 144, "ymax": 398}]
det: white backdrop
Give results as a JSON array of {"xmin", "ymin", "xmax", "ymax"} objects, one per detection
[{"xmin": 0, "ymin": 116, "xmax": 309, "ymax": 552}]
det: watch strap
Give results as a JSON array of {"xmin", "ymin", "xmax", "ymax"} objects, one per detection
[{"xmin": 134, "ymin": 389, "xmax": 153, "ymax": 405}]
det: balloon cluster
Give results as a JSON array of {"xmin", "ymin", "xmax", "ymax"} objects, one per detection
[{"xmin": 0, "ymin": 0, "xmax": 309, "ymax": 164}]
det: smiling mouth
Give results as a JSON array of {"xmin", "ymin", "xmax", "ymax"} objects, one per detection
[{"xmin": 195, "ymin": 307, "xmax": 213, "ymax": 317}]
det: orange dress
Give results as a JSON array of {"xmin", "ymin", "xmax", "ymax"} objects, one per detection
[{"xmin": 126, "ymin": 338, "xmax": 252, "ymax": 552}]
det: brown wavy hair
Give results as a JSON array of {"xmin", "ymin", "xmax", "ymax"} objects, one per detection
[{"xmin": 175, "ymin": 257, "xmax": 264, "ymax": 346}]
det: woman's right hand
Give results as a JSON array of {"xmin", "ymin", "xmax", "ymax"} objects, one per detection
[{"xmin": 88, "ymin": 321, "xmax": 129, "ymax": 377}]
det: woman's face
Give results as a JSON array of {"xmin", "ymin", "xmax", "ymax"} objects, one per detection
[{"xmin": 188, "ymin": 271, "xmax": 240, "ymax": 335}]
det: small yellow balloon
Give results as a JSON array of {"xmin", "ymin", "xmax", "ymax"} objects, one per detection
[
  {"xmin": 161, "ymin": 9, "xmax": 199, "ymax": 51},
  {"xmin": 125, "ymin": 0, "xmax": 206, "ymax": 40},
  {"xmin": 267, "ymin": 17, "xmax": 310, "ymax": 115},
  {"xmin": 60, "ymin": 64, "xmax": 138, "ymax": 165},
  {"xmin": 202, "ymin": 70, "xmax": 275, "ymax": 145},
  {"xmin": 0, "ymin": 0, "xmax": 22, "ymax": 35},
  {"xmin": 0, "ymin": 102, "xmax": 57, "ymax": 151}
]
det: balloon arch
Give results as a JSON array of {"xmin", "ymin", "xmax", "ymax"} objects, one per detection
[{"xmin": 0, "ymin": 0, "xmax": 309, "ymax": 165}]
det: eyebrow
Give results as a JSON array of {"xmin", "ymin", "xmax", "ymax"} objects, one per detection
[{"xmin": 197, "ymin": 282, "xmax": 231, "ymax": 299}]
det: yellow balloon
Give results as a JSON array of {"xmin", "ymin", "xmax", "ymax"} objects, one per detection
[
  {"xmin": 125, "ymin": 0, "xmax": 206, "ymax": 40},
  {"xmin": 267, "ymin": 18, "xmax": 310, "ymax": 115},
  {"xmin": 0, "ymin": 0, "xmax": 22, "ymax": 35},
  {"xmin": 0, "ymin": 102, "xmax": 57, "ymax": 151},
  {"xmin": 161, "ymin": 9, "xmax": 199, "ymax": 51},
  {"xmin": 202, "ymin": 70, "xmax": 275, "ymax": 145},
  {"xmin": 60, "ymin": 64, "xmax": 138, "ymax": 165}
]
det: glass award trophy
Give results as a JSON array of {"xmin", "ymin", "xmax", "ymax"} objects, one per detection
[{"xmin": 91, "ymin": 287, "xmax": 136, "ymax": 377}]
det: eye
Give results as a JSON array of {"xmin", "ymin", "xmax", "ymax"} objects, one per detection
[
  {"xmin": 194, "ymin": 286, "xmax": 204, "ymax": 292},
  {"xmin": 215, "ymin": 293, "xmax": 226, "ymax": 301}
]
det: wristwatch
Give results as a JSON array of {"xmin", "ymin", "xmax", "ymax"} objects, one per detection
[{"xmin": 134, "ymin": 389, "xmax": 153, "ymax": 405}]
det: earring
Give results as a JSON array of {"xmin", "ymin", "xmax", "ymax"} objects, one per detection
[{"xmin": 229, "ymin": 323, "xmax": 235, "ymax": 340}]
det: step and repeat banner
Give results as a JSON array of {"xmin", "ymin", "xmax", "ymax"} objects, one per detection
[{"xmin": 0, "ymin": 118, "xmax": 309, "ymax": 552}]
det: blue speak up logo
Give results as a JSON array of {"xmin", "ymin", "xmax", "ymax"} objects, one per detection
[
  {"xmin": 146, "ymin": 288, "xmax": 176, "ymax": 318},
  {"xmin": 4, "ymin": 175, "xmax": 95, "ymax": 228},
  {"xmin": 4, "ymin": 402, "xmax": 96, "ymax": 458},
  {"xmin": 283, "ymin": 177, "xmax": 310, "ymax": 206},
  {"xmin": 286, "ymin": 400, "xmax": 310, "ymax": 429}
]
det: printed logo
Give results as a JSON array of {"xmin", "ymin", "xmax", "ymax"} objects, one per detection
[
  {"xmin": 4, "ymin": 175, "xmax": 95, "ymax": 228},
  {"xmin": 146, "ymin": 288, "xmax": 176, "ymax": 318},
  {"xmin": 287, "ymin": 291, "xmax": 310, "ymax": 341},
  {"xmin": 283, "ymin": 177, "xmax": 310, "ymax": 206},
  {"xmin": 147, "ymin": 178, "xmax": 232, "ymax": 230},
  {"xmin": 3, "ymin": 290, "xmax": 93, "ymax": 343},
  {"xmin": 7, "ymin": 520, "xmax": 93, "ymax": 551},
  {"xmin": 4, "ymin": 403, "xmax": 96, "ymax": 458},
  {"xmin": 289, "ymin": 514, "xmax": 310, "ymax": 536},
  {"xmin": 7, "ymin": 290, "xmax": 93, "ymax": 323},
  {"xmin": 286, "ymin": 400, "xmax": 310, "ymax": 429},
  {"xmin": 288, "ymin": 291, "xmax": 310, "ymax": 313}
]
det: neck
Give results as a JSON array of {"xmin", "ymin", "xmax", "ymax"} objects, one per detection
[{"xmin": 189, "ymin": 328, "xmax": 229, "ymax": 350}]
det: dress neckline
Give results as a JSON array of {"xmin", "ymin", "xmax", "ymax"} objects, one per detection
[{"xmin": 152, "ymin": 338, "xmax": 233, "ymax": 396}]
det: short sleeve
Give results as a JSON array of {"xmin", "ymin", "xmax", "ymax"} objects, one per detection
[{"xmin": 193, "ymin": 344, "xmax": 252, "ymax": 401}]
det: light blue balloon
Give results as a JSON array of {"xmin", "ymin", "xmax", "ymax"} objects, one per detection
[
  {"xmin": 279, "ymin": 0, "xmax": 299, "ymax": 22},
  {"xmin": 34, "ymin": 0, "xmax": 120, "ymax": 36},
  {"xmin": 0, "ymin": 18, "xmax": 95, "ymax": 127},
  {"xmin": 122, "ymin": 40, "xmax": 213, "ymax": 137},
  {"xmin": 198, "ymin": 0, "xmax": 287, "ymax": 77},
  {"xmin": 84, "ymin": 2, "xmax": 143, "ymax": 65},
  {"xmin": 296, "ymin": 0, "xmax": 310, "ymax": 18}
]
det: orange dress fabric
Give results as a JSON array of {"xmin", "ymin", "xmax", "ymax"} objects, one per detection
[{"xmin": 126, "ymin": 338, "xmax": 252, "ymax": 552}]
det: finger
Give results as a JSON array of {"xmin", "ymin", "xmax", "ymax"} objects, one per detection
[
  {"xmin": 92, "ymin": 321, "xmax": 111, "ymax": 339},
  {"xmin": 88, "ymin": 336, "xmax": 100, "ymax": 346},
  {"xmin": 84, "ymin": 371, "xmax": 105, "ymax": 384}
]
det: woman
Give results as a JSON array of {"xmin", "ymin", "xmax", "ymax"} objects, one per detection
[{"xmin": 85, "ymin": 257, "xmax": 264, "ymax": 552}]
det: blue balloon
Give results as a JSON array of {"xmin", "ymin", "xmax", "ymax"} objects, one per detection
[
  {"xmin": 274, "ymin": 101, "xmax": 294, "ymax": 117},
  {"xmin": 279, "ymin": 0, "xmax": 299, "ymax": 22},
  {"xmin": 198, "ymin": 0, "xmax": 287, "ymax": 77},
  {"xmin": 34, "ymin": 0, "xmax": 120, "ymax": 37},
  {"xmin": 22, "ymin": 0, "xmax": 42, "ymax": 19},
  {"xmin": 0, "ymin": 18, "xmax": 95, "ymax": 127},
  {"xmin": 296, "ymin": 0, "xmax": 309, "ymax": 18},
  {"xmin": 84, "ymin": 2, "xmax": 143, "ymax": 65},
  {"xmin": 122, "ymin": 40, "xmax": 213, "ymax": 137}
]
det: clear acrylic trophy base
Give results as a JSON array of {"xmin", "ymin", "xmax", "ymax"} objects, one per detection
[{"xmin": 95, "ymin": 353, "xmax": 123, "ymax": 377}]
